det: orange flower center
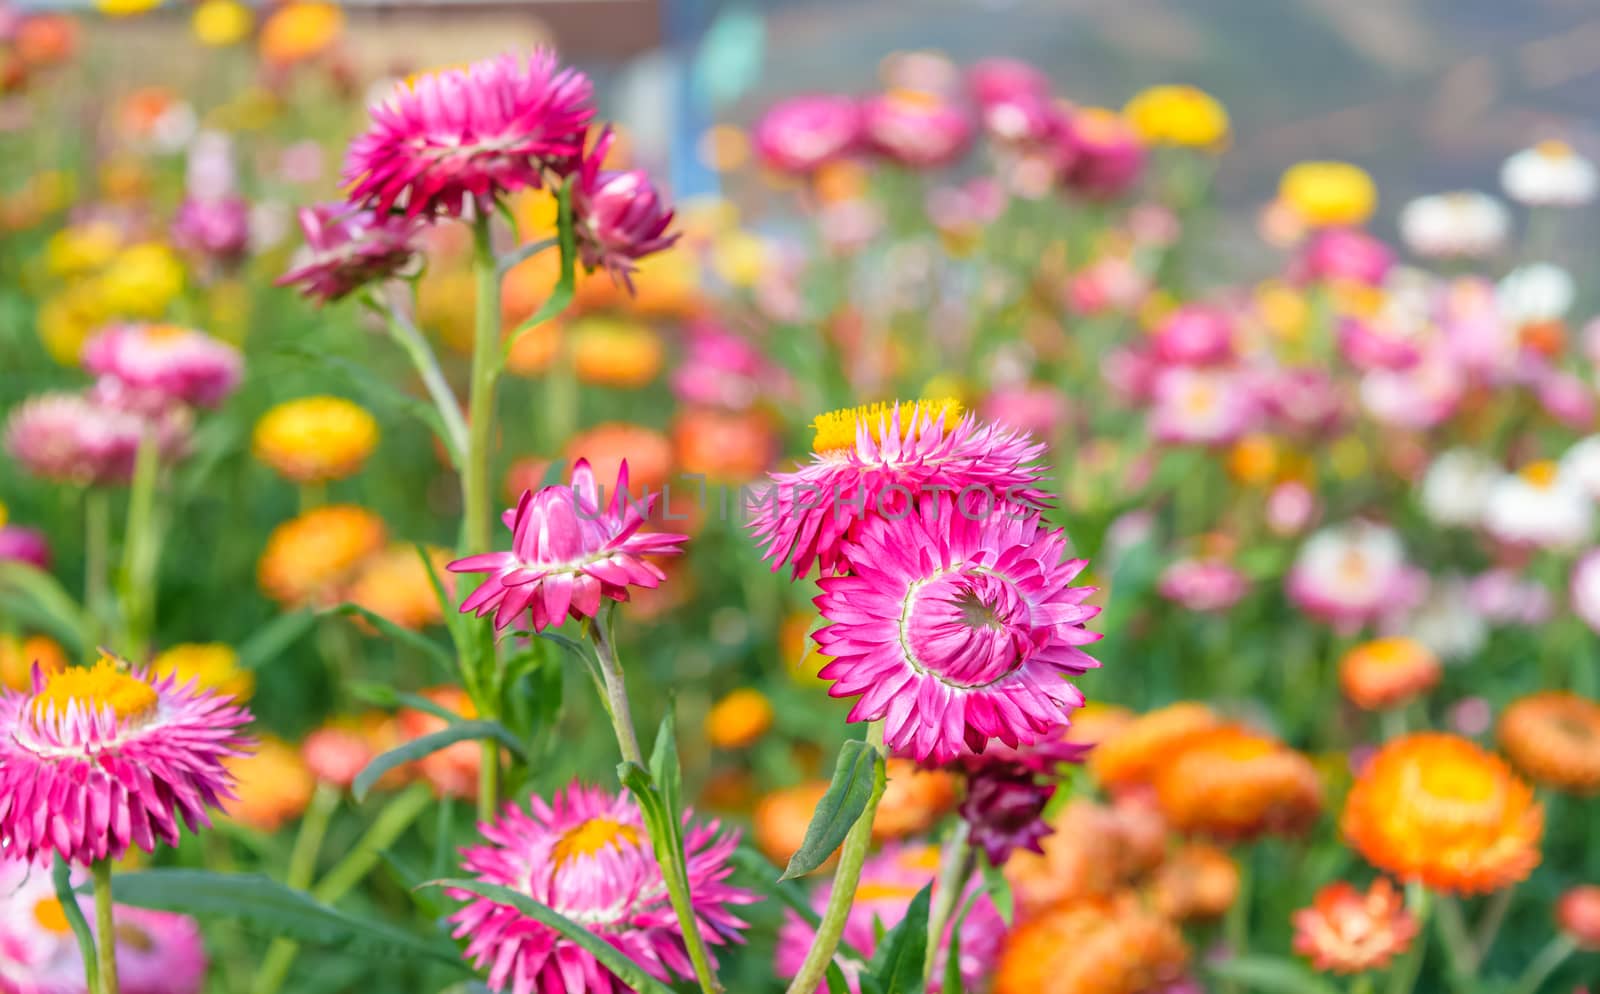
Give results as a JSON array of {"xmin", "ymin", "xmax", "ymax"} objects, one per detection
[
  {"xmin": 1536, "ymin": 139, "xmax": 1574, "ymax": 160},
  {"xmin": 33, "ymin": 897, "xmax": 73, "ymax": 934},
  {"xmin": 33, "ymin": 656, "xmax": 158, "ymax": 722},
  {"xmin": 553, "ymin": 817, "xmax": 640, "ymax": 865},
  {"xmin": 1413, "ymin": 752, "xmax": 1499, "ymax": 805},
  {"xmin": 856, "ymin": 881, "xmax": 925, "ymax": 903},
  {"xmin": 143, "ymin": 323, "xmax": 187, "ymax": 342},
  {"xmin": 1519, "ymin": 460, "xmax": 1559, "ymax": 489},
  {"xmin": 811, "ymin": 398, "xmax": 962, "ymax": 453}
]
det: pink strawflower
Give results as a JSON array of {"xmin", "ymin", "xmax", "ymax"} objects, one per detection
[
  {"xmin": 0, "ymin": 525, "xmax": 50, "ymax": 571},
  {"xmin": 1296, "ymin": 228, "xmax": 1394, "ymax": 286},
  {"xmin": 343, "ymin": 50, "xmax": 594, "ymax": 218},
  {"xmin": 980, "ymin": 384, "xmax": 1068, "ymax": 438},
  {"xmin": 1158, "ymin": 558, "xmax": 1249, "ymax": 613},
  {"xmin": 670, "ymin": 322, "xmax": 789, "ymax": 411},
  {"xmin": 1058, "ymin": 108, "xmax": 1146, "ymax": 200},
  {"xmin": 861, "ymin": 91, "xmax": 974, "ymax": 169},
  {"xmin": 1359, "ymin": 358, "xmax": 1465, "ymax": 430},
  {"xmin": 1149, "ymin": 366, "xmax": 1258, "ymax": 446},
  {"xmin": 450, "ymin": 782, "xmax": 753, "ymax": 994},
  {"xmin": 0, "ymin": 860, "xmax": 208, "ymax": 994},
  {"xmin": 0, "ymin": 654, "xmax": 250, "ymax": 866},
  {"xmin": 979, "ymin": 91, "xmax": 1061, "ymax": 148},
  {"xmin": 1260, "ymin": 367, "xmax": 1346, "ymax": 435},
  {"xmin": 1536, "ymin": 369, "xmax": 1596, "ymax": 430},
  {"xmin": 813, "ymin": 496, "xmax": 1099, "ymax": 763},
  {"xmin": 82, "ymin": 323, "xmax": 243, "ymax": 410},
  {"xmin": 776, "ymin": 842, "xmax": 1005, "ymax": 994},
  {"xmin": 966, "ymin": 58, "xmax": 1052, "ymax": 109},
  {"xmin": 1286, "ymin": 521, "xmax": 1424, "ymax": 632},
  {"xmin": 1151, "ymin": 305, "xmax": 1233, "ymax": 365},
  {"xmin": 1266, "ymin": 480, "xmax": 1319, "ymax": 537},
  {"xmin": 946, "ymin": 733, "xmax": 1092, "ymax": 863},
  {"xmin": 4, "ymin": 391, "xmax": 189, "ymax": 486},
  {"xmin": 449, "ymin": 459, "xmax": 686, "ymax": 632},
  {"xmin": 1467, "ymin": 568, "xmax": 1553, "ymax": 626},
  {"xmin": 571, "ymin": 128, "xmax": 678, "ymax": 288},
  {"xmin": 171, "ymin": 196, "xmax": 250, "ymax": 266},
  {"xmin": 1574, "ymin": 552, "xmax": 1600, "ymax": 635},
  {"xmin": 277, "ymin": 203, "xmax": 423, "ymax": 303},
  {"xmin": 749, "ymin": 400, "xmax": 1047, "ymax": 579},
  {"xmin": 752, "ymin": 95, "xmax": 861, "ymax": 175},
  {"xmin": 1338, "ymin": 317, "xmax": 1422, "ymax": 371}
]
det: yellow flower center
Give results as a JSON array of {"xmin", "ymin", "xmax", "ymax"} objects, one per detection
[
  {"xmin": 552, "ymin": 818, "xmax": 640, "ymax": 866},
  {"xmin": 886, "ymin": 88, "xmax": 943, "ymax": 111},
  {"xmin": 143, "ymin": 323, "xmax": 187, "ymax": 342},
  {"xmin": 33, "ymin": 656, "xmax": 158, "ymax": 722},
  {"xmin": 896, "ymin": 843, "xmax": 943, "ymax": 873},
  {"xmin": 33, "ymin": 897, "xmax": 73, "ymax": 934},
  {"xmin": 1414, "ymin": 753, "xmax": 1498, "ymax": 805},
  {"xmin": 1520, "ymin": 460, "xmax": 1559, "ymax": 489},
  {"xmin": 810, "ymin": 398, "xmax": 962, "ymax": 454},
  {"xmin": 1536, "ymin": 140, "xmax": 1573, "ymax": 160}
]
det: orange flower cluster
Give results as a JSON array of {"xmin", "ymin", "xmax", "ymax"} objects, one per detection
[
  {"xmin": 993, "ymin": 893, "xmax": 1190, "ymax": 994},
  {"xmin": 1498, "ymin": 691, "xmax": 1600, "ymax": 794}
]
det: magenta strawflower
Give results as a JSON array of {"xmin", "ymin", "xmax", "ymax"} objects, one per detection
[
  {"xmin": 3, "ymin": 391, "xmax": 190, "ymax": 486},
  {"xmin": 860, "ymin": 91, "xmax": 974, "ymax": 169},
  {"xmin": 449, "ymin": 459, "xmax": 687, "ymax": 632},
  {"xmin": 0, "ymin": 654, "xmax": 250, "ymax": 866},
  {"xmin": 343, "ymin": 50, "xmax": 593, "ymax": 219},
  {"xmin": 749, "ymin": 399, "xmax": 1047, "ymax": 580},
  {"xmin": 752, "ymin": 94, "xmax": 861, "ymax": 175},
  {"xmin": 571, "ymin": 128, "xmax": 678, "ymax": 287},
  {"xmin": 813, "ymin": 495, "xmax": 1100, "ymax": 763},
  {"xmin": 0, "ymin": 859, "xmax": 207, "ymax": 994},
  {"xmin": 946, "ymin": 733, "xmax": 1091, "ymax": 863},
  {"xmin": 1058, "ymin": 108, "xmax": 1145, "ymax": 199},
  {"xmin": 775, "ymin": 842, "xmax": 1005, "ymax": 994},
  {"xmin": 0, "ymin": 525, "xmax": 50, "ymax": 570},
  {"xmin": 277, "ymin": 203, "xmax": 424, "ymax": 303},
  {"xmin": 1157, "ymin": 557, "xmax": 1249, "ymax": 613},
  {"xmin": 450, "ymin": 782, "xmax": 753, "ymax": 994},
  {"xmin": 171, "ymin": 195, "xmax": 251, "ymax": 267},
  {"xmin": 83, "ymin": 322, "xmax": 243, "ymax": 410}
]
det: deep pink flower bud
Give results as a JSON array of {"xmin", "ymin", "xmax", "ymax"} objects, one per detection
[
  {"xmin": 1059, "ymin": 108, "xmax": 1145, "ymax": 200},
  {"xmin": 1297, "ymin": 228, "xmax": 1394, "ymax": 286},
  {"xmin": 572, "ymin": 129, "xmax": 678, "ymax": 288},
  {"xmin": 1152, "ymin": 305, "xmax": 1233, "ymax": 366}
]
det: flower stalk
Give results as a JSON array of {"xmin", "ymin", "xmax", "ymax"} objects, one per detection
[
  {"xmin": 115, "ymin": 429, "xmax": 161, "ymax": 654},
  {"xmin": 923, "ymin": 819, "xmax": 974, "ymax": 984},
  {"xmin": 91, "ymin": 859, "xmax": 119, "ymax": 994}
]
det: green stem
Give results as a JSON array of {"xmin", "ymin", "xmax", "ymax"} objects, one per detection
[
  {"xmin": 923, "ymin": 820, "xmax": 974, "ymax": 984},
  {"xmin": 1385, "ymin": 885, "xmax": 1431, "ymax": 994},
  {"xmin": 1349, "ymin": 975, "xmax": 1375, "ymax": 994},
  {"xmin": 1508, "ymin": 935, "xmax": 1576, "ymax": 994},
  {"xmin": 1222, "ymin": 850, "xmax": 1253, "ymax": 994},
  {"xmin": 1379, "ymin": 707, "xmax": 1407, "ymax": 742},
  {"xmin": 1470, "ymin": 885, "xmax": 1515, "ymax": 974},
  {"xmin": 1435, "ymin": 893, "xmax": 1476, "ymax": 990},
  {"xmin": 587, "ymin": 614, "xmax": 721, "ymax": 994},
  {"xmin": 92, "ymin": 860, "xmax": 118, "ymax": 994},
  {"xmin": 543, "ymin": 334, "xmax": 577, "ymax": 455},
  {"xmin": 367, "ymin": 291, "xmax": 469, "ymax": 466},
  {"xmin": 784, "ymin": 722, "xmax": 888, "ymax": 994},
  {"xmin": 252, "ymin": 784, "xmax": 340, "ymax": 994},
  {"xmin": 477, "ymin": 740, "xmax": 500, "ymax": 822},
  {"xmin": 116, "ymin": 431, "xmax": 160, "ymax": 654},
  {"xmin": 84, "ymin": 489, "xmax": 111, "ymax": 648}
]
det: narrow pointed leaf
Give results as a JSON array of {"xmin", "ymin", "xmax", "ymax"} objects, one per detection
[
  {"xmin": 353, "ymin": 721, "xmax": 525, "ymax": 801},
  {"xmin": 326, "ymin": 604, "xmax": 452, "ymax": 668},
  {"xmin": 236, "ymin": 610, "xmax": 318, "ymax": 671},
  {"xmin": 863, "ymin": 883, "xmax": 931, "ymax": 994}
]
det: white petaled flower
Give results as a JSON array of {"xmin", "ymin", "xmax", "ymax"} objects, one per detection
[
  {"xmin": 1286, "ymin": 520, "xmax": 1422, "ymax": 631},
  {"xmin": 1572, "ymin": 551, "xmax": 1600, "ymax": 634},
  {"xmin": 1500, "ymin": 141, "xmax": 1598, "ymax": 207},
  {"xmin": 1483, "ymin": 461, "xmax": 1593, "ymax": 550},
  {"xmin": 1419, "ymin": 449, "xmax": 1503, "ymax": 528},
  {"xmin": 1498, "ymin": 263, "xmax": 1575, "ymax": 325},
  {"xmin": 1398, "ymin": 191, "xmax": 1510, "ymax": 260},
  {"xmin": 1401, "ymin": 575, "xmax": 1487, "ymax": 662},
  {"xmin": 1562, "ymin": 435, "xmax": 1600, "ymax": 500}
]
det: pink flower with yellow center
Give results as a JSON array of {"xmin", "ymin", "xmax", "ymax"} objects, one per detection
[
  {"xmin": 749, "ymin": 400, "xmax": 1047, "ymax": 580},
  {"xmin": 343, "ymin": 50, "xmax": 593, "ymax": 219},
  {"xmin": 449, "ymin": 459, "xmax": 686, "ymax": 632},
  {"xmin": 861, "ymin": 89, "xmax": 975, "ymax": 169},
  {"xmin": 0, "ymin": 654, "xmax": 250, "ymax": 866},
  {"xmin": 813, "ymin": 495, "xmax": 1100, "ymax": 763},
  {"xmin": 1058, "ymin": 108, "xmax": 1146, "ymax": 200},
  {"xmin": 82, "ymin": 322, "xmax": 243, "ymax": 410},
  {"xmin": 1149, "ymin": 366, "xmax": 1258, "ymax": 446},
  {"xmin": 752, "ymin": 94, "xmax": 861, "ymax": 175},
  {"xmin": 450, "ymin": 782, "xmax": 753, "ymax": 994},
  {"xmin": 1287, "ymin": 521, "xmax": 1423, "ymax": 632}
]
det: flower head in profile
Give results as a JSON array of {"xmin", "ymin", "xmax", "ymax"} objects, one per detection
[
  {"xmin": 750, "ymin": 399, "xmax": 1047, "ymax": 579},
  {"xmin": 812, "ymin": 495, "xmax": 1099, "ymax": 764},
  {"xmin": 1057, "ymin": 108, "xmax": 1145, "ymax": 199},
  {"xmin": 1343, "ymin": 733, "xmax": 1543, "ymax": 894},
  {"xmin": 0, "ymin": 524, "xmax": 51, "ymax": 571},
  {"xmin": 1123, "ymin": 84, "xmax": 1229, "ymax": 148},
  {"xmin": 343, "ymin": 50, "xmax": 593, "ymax": 219},
  {"xmin": 947, "ymin": 733, "xmax": 1092, "ymax": 863},
  {"xmin": 4, "ymin": 391, "xmax": 189, "ymax": 486},
  {"xmin": 1398, "ymin": 191, "xmax": 1509, "ymax": 260},
  {"xmin": 776, "ymin": 842, "xmax": 1004, "ymax": 994},
  {"xmin": 83, "ymin": 322, "xmax": 243, "ymax": 410},
  {"xmin": 0, "ymin": 653, "xmax": 250, "ymax": 865},
  {"xmin": 1157, "ymin": 557, "xmax": 1248, "ymax": 613},
  {"xmin": 171, "ymin": 195, "xmax": 251, "ymax": 266},
  {"xmin": 571, "ymin": 128, "xmax": 678, "ymax": 288},
  {"xmin": 257, "ymin": 504, "xmax": 387, "ymax": 607},
  {"xmin": 860, "ymin": 89, "xmax": 974, "ymax": 169},
  {"xmin": 450, "ymin": 459, "xmax": 687, "ymax": 632},
  {"xmin": 276, "ymin": 203, "xmax": 422, "ymax": 303},
  {"xmin": 1501, "ymin": 140, "xmax": 1597, "ymax": 207},
  {"xmin": 1153, "ymin": 725, "xmax": 1322, "ymax": 842},
  {"xmin": 1286, "ymin": 520, "xmax": 1423, "ymax": 632},
  {"xmin": 1338, "ymin": 637, "xmax": 1441, "ymax": 712},
  {"xmin": 1497, "ymin": 691, "xmax": 1600, "ymax": 794},
  {"xmin": 994, "ymin": 893, "xmax": 1191, "ymax": 994},
  {"xmin": 752, "ymin": 94, "xmax": 861, "ymax": 175},
  {"xmin": 1278, "ymin": 160, "xmax": 1377, "ymax": 229},
  {"xmin": 451, "ymin": 782, "xmax": 753, "ymax": 994},
  {"xmin": 1292, "ymin": 878, "xmax": 1418, "ymax": 974},
  {"xmin": 0, "ymin": 860, "xmax": 208, "ymax": 994}
]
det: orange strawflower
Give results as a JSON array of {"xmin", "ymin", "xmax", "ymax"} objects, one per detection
[
  {"xmin": 1498, "ymin": 691, "xmax": 1600, "ymax": 794},
  {"xmin": 1339, "ymin": 637, "xmax": 1441, "ymax": 712},
  {"xmin": 1342, "ymin": 733, "xmax": 1543, "ymax": 894},
  {"xmin": 225, "ymin": 736, "xmax": 315, "ymax": 832},
  {"xmin": 1154, "ymin": 725, "xmax": 1323, "ymax": 841},
  {"xmin": 1151, "ymin": 843, "xmax": 1239, "ymax": 921},
  {"xmin": 563, "ymin": 422, "xmax": 673, "ymax": 493},
  {"xmin": 302, "ymin": 725, "xmax": 373, "ymax": 790},
  {"xmin": 1292, "ymin": 878, "xmax": 1419, "ymax": 974},
  {"xmin": 257, "ymin": 505, "xmax": 386, "ymax": 607},
  {"xmin": 993, "ymin": 894, "xmax": 1190, "ymax": 994},
  {"xmin": 0, "ymin": 633, "xmax": 67, "ymax": 691},
  {"xmin": 873, "ymin": 759, "xmax": 957, "ymax": 842},
  {"xmin": 252, "ymin": 396, "xmax": 379, "ymax": 483},
  {"xmin": 345, "ymin": 544, "xmax": 453, "ymax": 631},
  {"xmin": 672, "ymin": 407, "xmax": 777, "ymax": 482},
  {"xmin": 705, "ymin": 688, "xmax": 774, "ymax": 749},
  {"xmin": 571, "ymin": 315, "xmax": 663, "ymax": 388},
  {"xmin": 753, "ymin": 781, "xmax": 829, "ymax": 868},
  {"xmin": 397, "ymin": 687, "xmax": 482, "ymax": 799},
  {"xmin": 1556, "ymin": 885, "xmax": 1600, "ymax": 950},
  {"xmin": 1089, "ymin": 702, "xmax": 1220, "ymax": 792},
  {"xmin": 259, "ymin": 1, "xmax": 343, "ymax": 66},
  {"xmin": 1006, "ymin": 795, "xmax": 1167, "ymax": 915}
]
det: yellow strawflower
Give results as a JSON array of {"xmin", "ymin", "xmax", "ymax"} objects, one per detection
[
  {"xmin": 98, "ymin": 243, "xmax": 184, "ymax": 318},
  {"xmin": 253, "ymin": 396, "xmax": 380, "ymax": 483},
  {"xmin": 1278, "ymin": 161, "xmax": 1377, "ymax": 228},
  {"xmin": 192, "ymin": 0, "xmax": 254, "ymax": 47},
  {"xmin": 150, "ymin": 643, "xmax": 255, "ymax": 700},
  {"xmin": 1124, "ymin": 85, "xmax": 1229, "ymax": 148}
]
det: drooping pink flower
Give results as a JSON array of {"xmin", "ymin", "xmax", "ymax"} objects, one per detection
[
  {"xmin": 748, "ymin": 400, "xmax": 1047, "ymax": 580},
  {"xmin": 945, "ymin": 733, "xmax": 1091, "ymax": 864},
  {"xmin": 776, "ymin": 842, "xmax": 1005, "ymax": 994},
  {"xmin": 0, "ymin": 525, "xmax": 50, "ymax": 571},
  {"xmin": 1058, "ymin": 108, "xmax": 1145, "ymax": 200},
  {"xmin": 861, "ymin": 90, "xmax": 974, "ymax": 169},
  {"xmin": 812, "ymin": 496, "xmax": 1100, "ymax": 763},
  {"xmin": 1149, "ymin": 366, "xmax": 1258, "ymax": 446},
  {"xmin": 571, "ymin": 128, "xmax": 678, "ymax": 287},
  {"xmin": 82, "ymin": 323, "xmax": 243, "ymax": 410},
  {"xmin": 4, "ymin": 391, "xmax": 189, "ymax": 486},
  {"xmin": 1151, "ymin": 305, "xmax": 1233, "ymax": 366},
  {"xmin": 0, "ymin": 859, "xmax": 208, "ymax": 994},
  {"xmin": 1296, "ymin": 228, "xmax": 1394, "ymax": 286},
  {"xmin": 343, "ymin": 50, "xmax": 594, "ymax": 218},
  {"xmin": 0, "ymin": 654, "xmax": 250, "ymax": 866},
  {"xmin": 276, "ymin": 203, "xmax": 423, "ymax": 303},
  {"xmin": 1158, "ymin": 558, "xmax": 1249, "ymax": 613},
  {"xmin": 752, "ymin": 95, "xmax": 861, "ymax": 175},
  {"xmin": 449, "ymin": 459, "xmax": 686, "ymax": 632},
  {"xmin": 450, "ymin": 782, "xmax": 753, "ymax": 994},
  {"xmin": 1287, "ymin": 521, "xmax": 1424, "ymax": 632},
  {"xmin": 171, "ymin": 195, "xmax": 250, "ymax": 266}
]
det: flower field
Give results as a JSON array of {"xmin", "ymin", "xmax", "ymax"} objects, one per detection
[{"xmin": 1, "ymin": 5, "xmax": 1599, "ymax": 994}]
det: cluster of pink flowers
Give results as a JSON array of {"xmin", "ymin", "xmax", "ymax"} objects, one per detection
[{"xmin": 753, "ymin": 57, "xmax": 1144, "ymax": 200}]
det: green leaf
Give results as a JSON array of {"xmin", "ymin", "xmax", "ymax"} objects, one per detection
[
  {"xmin": 353, "ymin": 721, "xmax": 524, "ymax": 801},
  {"xmin": 346, "ymin": 682, "xmax": 461, "ymax": 724},
  {"xmin": 52, "ymin": 858, "xmax": 98, "ymax": 994},
  {"xmin": 648, "ymin": 702, "xmax": 683, "ymax": 827},
  {"xmin": 500, "ymin": 182, "xmax": 576, "ymax": 366},
  {"xmin": 825, "ymin": 963, "xmax": 852, "ymax": 994},
  {"xmin": 236, "ymin": 610, "xmax": 318, "ymax": 671},
  {"xmin": 782, "ymin": 739, "xmax": 885, "ymax": 880},
  {"xmin": 423, "ymin": 879, "xmax": 677, "ymax": 994},
  {"xmin": 979, "ymin": 853, "xmax": 1013, "ymax": 926},
  {"xmin": 729, "ymin": 847, "xmax": 824, "ymax": 932},
  {"xmin": 862, "ymin": 883, "xmax": 931, "ymax": 994},
  {"xmin": 325, "ymin": 604, "xmax": 453, "ymax": 668},
  {"xmin": 103, "ymin": 870, "xmax": 465, "ymax": 968},
  {"xmin": 941, "ymin": 913, "xmax": 964, "ymax": 994},
  {"xmin": 0, "ymin": 561, "xmax": 91, "ymax": 657},
  {"xmin": 1205, "ymin": 956, "xmax": 1343, "ymax": 994}
]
